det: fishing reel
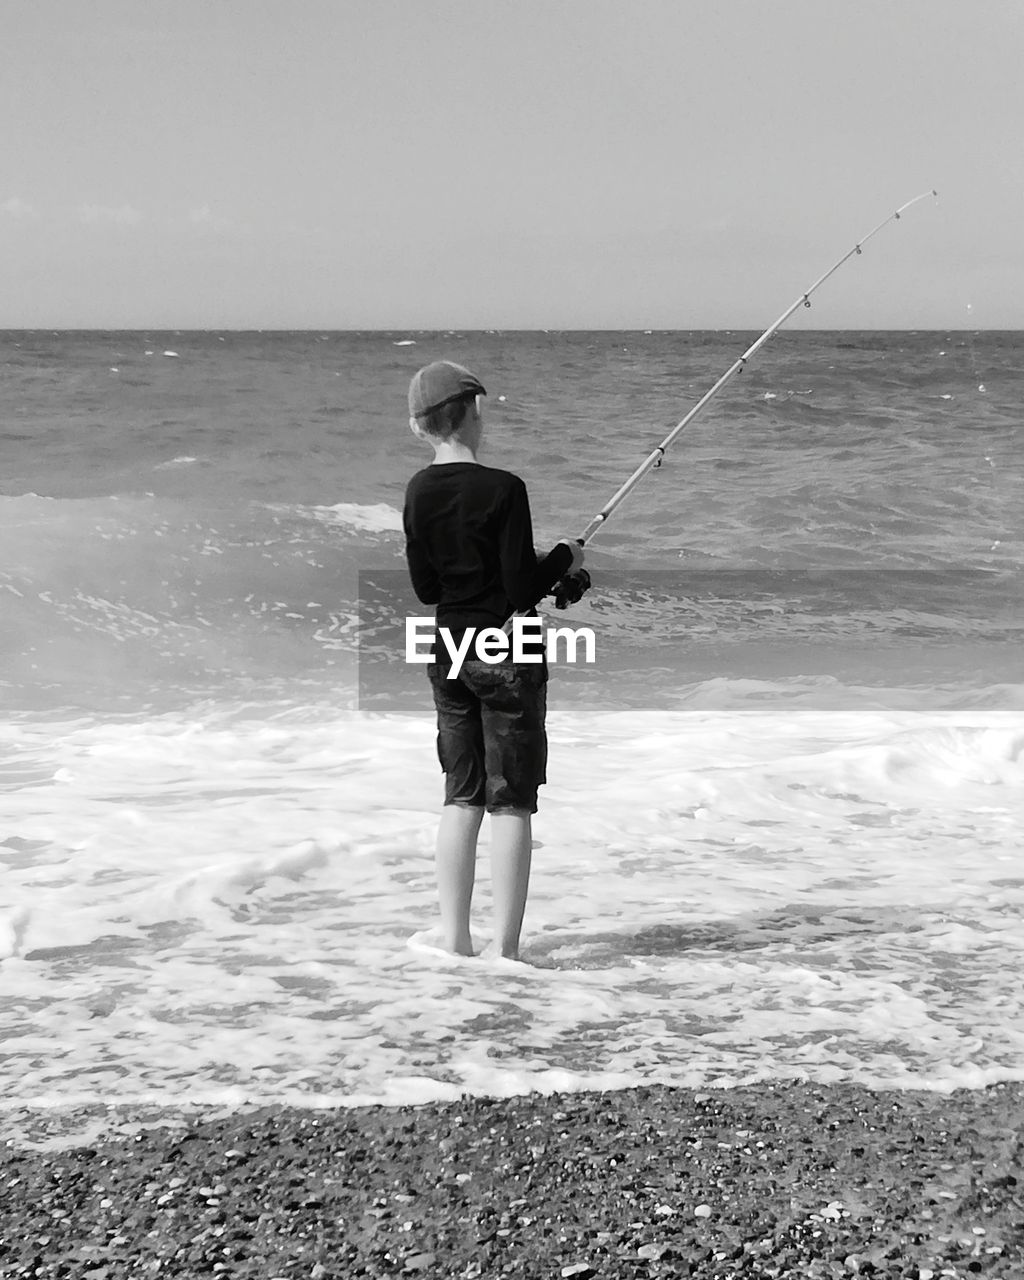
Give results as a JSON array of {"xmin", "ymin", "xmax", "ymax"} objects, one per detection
[{"xmin": 549, "ymin": 568, "xmax": 591, "ymax": 610}]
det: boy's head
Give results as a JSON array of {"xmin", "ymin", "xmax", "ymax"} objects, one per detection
[{"xmin": 408, "ymin": 361, "xmax": 486, "ymax": 441}]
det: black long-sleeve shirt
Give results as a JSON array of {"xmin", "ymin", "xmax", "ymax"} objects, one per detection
[{"xmin": 403, "ymin": 462, "xmax": 572, "ymax": 640}]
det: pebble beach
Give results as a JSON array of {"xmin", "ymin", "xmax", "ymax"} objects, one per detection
[{"xmin": 3, "ymin": 1082, "xmax": 1022, "ymax": 1279}]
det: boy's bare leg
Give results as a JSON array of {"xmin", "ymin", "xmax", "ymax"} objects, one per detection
[
  {"xmin": 436, "ymin": 803, "xmax": 484, "ymax": 955},
  {"xmin": 489, "ymin": 810, "xmax": 533, "ymax": 960}
]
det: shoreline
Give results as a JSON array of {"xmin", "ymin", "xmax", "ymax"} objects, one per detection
[{"xmin": 2, "ymin": 1081, "xmax": 1021, "ymax": 1278}]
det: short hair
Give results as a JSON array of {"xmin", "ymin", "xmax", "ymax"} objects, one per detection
[{"xmin": 417, "ymin": 392, "xmax": 476, "ymax": 440}]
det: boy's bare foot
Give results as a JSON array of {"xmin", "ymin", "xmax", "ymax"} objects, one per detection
[
  {"xmin": 407, "ymin": 929, "xmax": 474, "ymax": 960},
  {"xmin": 479, "ymin": 940, "xmax": 526, "ymax": 963}
]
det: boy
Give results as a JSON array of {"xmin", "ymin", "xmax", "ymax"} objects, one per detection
[{"xmin": 403, "ymin": 360, "xmax": 585, "ymax": 960}]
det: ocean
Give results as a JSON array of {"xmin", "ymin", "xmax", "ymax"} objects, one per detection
[{"xmin": 2, "ymin": 329, "xmax": 1022, "ymax": 1112}]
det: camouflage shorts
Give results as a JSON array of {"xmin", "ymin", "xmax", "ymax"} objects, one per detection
[{"xmin": 427, "ymin": 658, "xmax": 548, "ymax": 814}]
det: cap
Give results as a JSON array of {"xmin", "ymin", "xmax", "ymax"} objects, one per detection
[{"xmin": 408, "ymin": 360, "xmax": 487, "ymax": 419}]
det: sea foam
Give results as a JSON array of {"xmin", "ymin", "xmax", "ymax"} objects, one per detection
[{"xmin": 2, "ymin": 701, "xmax": 1022, "ymax": 1107}]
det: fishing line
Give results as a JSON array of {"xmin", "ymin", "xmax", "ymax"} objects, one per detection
[
  {"xmin": 953, "ymin": 300, "xmax": 1002, "ymax": 557},
  {"xmin": 965, "ymin": 302, "xmax": 986, "ymax": 393},
  {"xmin": 960, "ymin": 303, "xmax": 1003, "ymax": 554}
]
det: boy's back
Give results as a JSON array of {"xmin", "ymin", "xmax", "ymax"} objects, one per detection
[{"xmin": 404, "ymin": 460, "xmax": 568, "ymax": 636}]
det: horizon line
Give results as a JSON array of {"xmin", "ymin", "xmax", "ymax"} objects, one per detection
[{"xmin": 0, "ymin": 325, "xmax": 1015, "ymax": 335}]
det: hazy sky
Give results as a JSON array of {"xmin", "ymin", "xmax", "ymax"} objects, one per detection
[{"xmin": 2, "ymin": 0, "xmax": 1021, "ymax": 328}]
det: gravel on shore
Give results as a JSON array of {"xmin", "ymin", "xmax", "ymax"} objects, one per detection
[{"xmin": 1, "ymin": 1082, "xmax": 1022, "ymax": 1279}]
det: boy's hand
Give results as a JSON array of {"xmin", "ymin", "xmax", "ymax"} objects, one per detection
[
  {"xmin": 551, "ymin": 540, "xmax": 590, "ymax": 610},
  {"xmin": 550, "ymin": 567, "xmax": 591, "ymax": 610},
  {"xmin": 558, "ymin": 538, "xmax": 586, "ymax": 574}
]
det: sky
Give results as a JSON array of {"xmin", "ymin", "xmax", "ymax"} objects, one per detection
[{"xmin": 1, "ymin": 0, "xmax": 1021, "ymax": 329}]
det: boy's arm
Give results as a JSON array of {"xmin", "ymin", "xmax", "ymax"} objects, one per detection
[
  {"xmin": 403, "ymin": 507, "xmax": 441, "ymax": 604},
  {"xmin": 405, "ymin": 541, "xmax": 441, "ymax": 603},
  {"xmin": 498, "ymin": 478, "xmax": 574, "ymax": 611}
]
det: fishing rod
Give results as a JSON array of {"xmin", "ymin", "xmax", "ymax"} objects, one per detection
[{"xmin": 575, "ymin": 189, "xmax": 939, "ymax": 550}]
